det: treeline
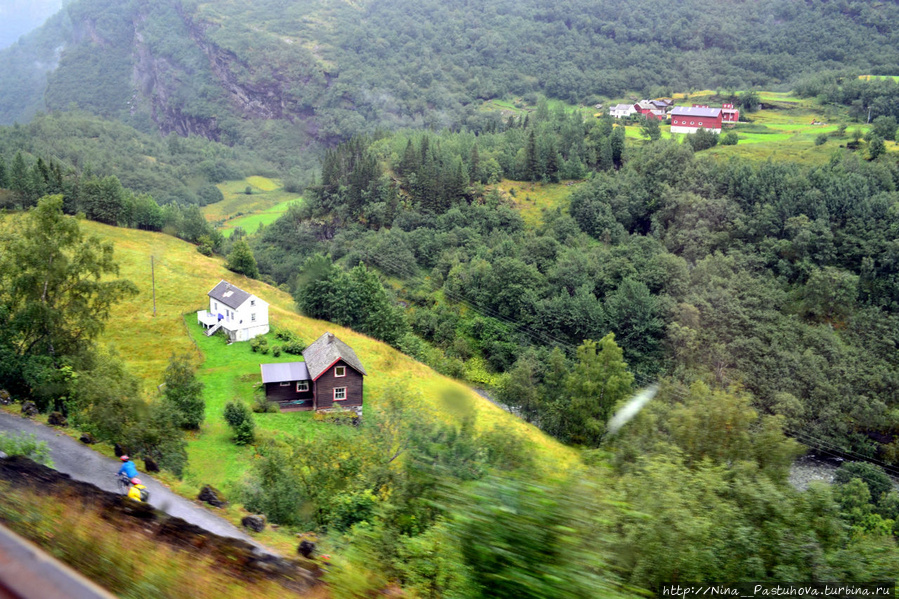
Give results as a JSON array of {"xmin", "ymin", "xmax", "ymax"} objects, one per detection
[{"xmin": 0, "ymin": 150, "xmax": 223, "ymax": 250}]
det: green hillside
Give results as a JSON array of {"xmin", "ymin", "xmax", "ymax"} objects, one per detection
[{"xmin": 84, "ymin": 220, "xmax": 576, "ymax": 486}]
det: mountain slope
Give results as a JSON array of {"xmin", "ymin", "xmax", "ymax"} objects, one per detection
[{"xmin": 2, "ymin": 0, "xmax": 899, "ymax": 144}]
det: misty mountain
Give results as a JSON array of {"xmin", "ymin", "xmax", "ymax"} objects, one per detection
[{"xmin": 0, "ymin": 0, "xmax": 898, "ymax": 144}]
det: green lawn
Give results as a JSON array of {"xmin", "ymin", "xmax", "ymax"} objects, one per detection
[
  {"xmin": 202, "ymin": 177, "xmax": 301, "ymax": 223},
  {"xmin": 182, "ymin": 316, "xmax": 355, "ymax": 490}
]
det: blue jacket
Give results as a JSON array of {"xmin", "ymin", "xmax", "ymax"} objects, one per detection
[{"xmin": 118, "ymin": 460, "xmax": 138, "ymax": 479}]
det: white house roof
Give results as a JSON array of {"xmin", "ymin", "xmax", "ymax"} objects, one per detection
[
  {"xmin": 260, "ymin": 362, "xmax": 310, "ymax": 383},
  {"xmin": 671, "ymin": 106, "xmax": 722, "ymax": 118},
  {"xmin": 303, "ymin": 332, "xmax": 367, "ymax": 380},
  {"xmin": 611, "ymin": 103, "xmax": 635, "ymax": 111},
  {"xmin": 208, "ymin": 280, "xmax": 253, "ymax": 309}
]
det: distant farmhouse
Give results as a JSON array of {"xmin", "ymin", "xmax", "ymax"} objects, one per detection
[
  {"xmin": 670, "ymin": 105, "xmax": 724, "ymax": 134},
  {"xmin": 609, "ymin": 103, "xmax": 638, "ymax": 118},
  {"xmin": 198, "ymin": 280, "xmax": 269, "ymax": 342},
  {"xmin": 635, "ymin": 100, "xmax": 667, "ymax": 121},
  {"xmin": 260, "ymin": 332, "xmax": 366, "ymax": 414}
]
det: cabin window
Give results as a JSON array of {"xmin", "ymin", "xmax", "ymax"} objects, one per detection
[
  {"xmin": 334, "ymin": 366, "xmax": 346, "ymax": 377},
  {"xmin": 251, "ymin": 313, "xmax": 256, "ymax": 322},
  {"xmin": 279, "ymin": 381, "xmax": 290, "ymax": 387},
  {"xmin": 334, "ymin": 387, "xmax": 347, "ymax": 401},
  {"xmin": 296, "ymin": 381, "xmax": 309, "ymax": 392}
]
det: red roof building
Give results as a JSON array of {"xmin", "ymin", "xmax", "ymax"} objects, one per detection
[
  {"xmin": 670, "ymin": 106, "xmax": 723, "ymax": 134},
  {"xmin": 721, "ymin": 103, "xmax": 740, "ymax": 123}
]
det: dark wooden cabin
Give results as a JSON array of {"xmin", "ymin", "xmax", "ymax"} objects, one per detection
[{"xmin": 259, "ymin": 332, "xmax": 366, "ymax": 413}]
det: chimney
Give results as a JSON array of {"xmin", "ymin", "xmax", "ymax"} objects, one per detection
[{"xmin": 328, "ymin": 333, "xmax": 335, "ymax": 343}]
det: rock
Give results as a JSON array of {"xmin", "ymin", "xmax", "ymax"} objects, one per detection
[
  {"xmin": 20, "ymin": 402, "xmax": 38, "ymax": 417},
  {"xmin": 114, "ymin": 443, "xmax": 127, "ymax": 457},
  {"xmin": 0, "ymin": 451, "xmax": 7, "ymax": 459},
  {"xmin": 197, "ymin": 485, "xmax": 226, "ymax": 508},
  {"xmin": 298, "ymin": 540, "xmax": 315, "ymax": 559},
  {"xmin": 79, "ymin": 432, "xmax": 97, "ymax": 445},
  {"xmin": 48, "ymin": 411, "xmax": 67, "ymax": 427},
  {"xmin": 241, "ymin": 515, "xmax": 266, "ymax": 532},
  {"xmin": 0, "ymin": 389, "xmax": 11, "ymax": 405},
  {"xmin": 143, "ymin": 457, "xmax": 160, "ymax": 473}
]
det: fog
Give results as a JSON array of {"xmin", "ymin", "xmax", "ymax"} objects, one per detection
[{"xmin": 0, "ymin": 0, "xmax": 64, "ymax": 49}]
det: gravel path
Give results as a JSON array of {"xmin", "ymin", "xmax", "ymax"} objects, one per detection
[{"xmin": 0, "ymin": 412, "xmax": 277, "ymax": 557}]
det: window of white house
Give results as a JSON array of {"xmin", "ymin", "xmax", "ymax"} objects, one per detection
[
  {"xmin": 279, "ymin": 381, "xmax": 290, "ymax": 386},
  {"xmin": 334, "ymin": 387, "xmax": 347, "ymax": 401},
  {"xmin": 296, "ymin": 381, "xmax": 309, "ymax": 392},
  {"xmin": 213, "ymin": 302, "xmax": 218, "ymax": 310},
  {"xmin": 251, "ymin": 313, "xmax": 256, "ymax": 322},
  {"xmin": 250, "ymin": 300, "xmax": 255, "ymax": 307},
  {"xmin": 334, "ymin": 366, "xmax": 346, "ymax": 377}
]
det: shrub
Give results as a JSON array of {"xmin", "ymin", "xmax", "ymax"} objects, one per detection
[
  {"xmin": 223, "ymin": 400, "xmax": 255, "ymax": 445},
  {"xmin": 720, "ymin": 132, "xmax": 738, "ymax": 146},
  {"xmin": 0, "ymin": 433, "xmax": 53, "ymax": 466},
  {"xmin": 250, "ymin": 337, "xmax": 269, "ymax": 354},
  {"xmin": 281, "ymin": 340, "xmax": 306, "ymax": 355},
  {"xmin": 815, "ymin": 134, "xmax": 828, "ymax": 146},
  {"xmin": 272, "ymin": 346, "xmax": 282, "ymax": 357},
  {"xmin": 252, "ymin": 389, "xmax": 279, "ymax": 413}
]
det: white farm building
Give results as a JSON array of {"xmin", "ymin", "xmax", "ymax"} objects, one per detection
[{"xmin": 198, "ymin": 280, "xmax": 269, "ymax": 342}]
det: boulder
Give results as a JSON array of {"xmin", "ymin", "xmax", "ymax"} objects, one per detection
[
  {"xmin": 0, "ymin": 451, "xmax": 7, "ymax": 459},
  {"xmin": 0, "ymin": 389, "xmax": 11, "ymax": 405},
  {"xmin": 298, "ymin": 540, "xmax": 315, "ymax": 559},
  {"xmin": 197, "ymin": 485, "xmax": 226, "ymax": 508},
  {"xmin": 114, "ymin": 443, "xmax": 127, "ymax": 457},
  {"xmin": 79, "ymin": 432, "xmax": 97, "ymax": 445},
  {"xmin": 20, "ymin": 402, "xmax": 38, "ymax": 417},
  {"xmin": 241, "ymin": 515, "xmax": 266, "ymax": 532},
  {"xmin": 143, "ymin": 457, "xmax": 160, "ymax": 473},
  {"xmin": 48, "ymin": 411, "xmax": 67, "ymax": 427}
]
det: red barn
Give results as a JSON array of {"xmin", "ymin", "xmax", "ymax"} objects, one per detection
[{"xmin": 670, "ymin": 106, "xmax": 723, "ymax": 134}]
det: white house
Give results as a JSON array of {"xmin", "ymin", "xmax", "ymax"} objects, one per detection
[
  {"xmin": 609, "ymin": 103, "xmax": 638, "ymax": 118},
  {"xmin": 197, "ymin": 280, "xmax": 269, "ymax": 342}
]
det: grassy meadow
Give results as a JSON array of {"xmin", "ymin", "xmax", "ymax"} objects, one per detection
[
  {"xmin": 202, "ymin": 176, "xmax": 302, "ymax": 236},
  {"xmin": 495, "ymin": 179, "xmax": 583, "ymax": 228},
  {"xmin": 84, "ymin": 221, "xmax": 577, "ymax": 493}
]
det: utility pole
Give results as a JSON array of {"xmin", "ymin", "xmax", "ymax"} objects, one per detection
[{"xmin": 151, "ymin": 255, "xmax": 157, "ymax": 316}]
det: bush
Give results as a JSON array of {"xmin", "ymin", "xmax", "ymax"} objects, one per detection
[
  {"xmin": 272, "ymin": 346, "xmax": 282, "ymax": 357},
  {"xmin": 252, "ymin": 389, "xmax": 279, "ymax": 413},
  {"xmin": 815, "ymin": 134, "xmax": 827, "ymax": 146},
  {"xmin": 250, "ymin": 337, "xmax": 269, "ymax": 354},
  {"xmin": 281, "ymin": 340, "xmax": 306, "ymax": 355},
  {"xmin": 0, "ymin": 433, "xmax": 53, "ymax": 466},
  {"xmin": 835, "ymin": 462, "xmax": 893, "ymax": 504},
  {"xmin": 687, "ymin": 128, "xmax": 719, "ymax": 151},
  {"xmin": 223, "ymin": 400, "xmax": 255, "ymax": 445},
  {"xmin": 720, "ymin": 132, "xmax": 738, "ymax": 146}
]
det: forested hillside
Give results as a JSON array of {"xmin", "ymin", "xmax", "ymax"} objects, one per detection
[{"xmin": 2, "ymin": 0, "xmax": 899, "ymax": 147}]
